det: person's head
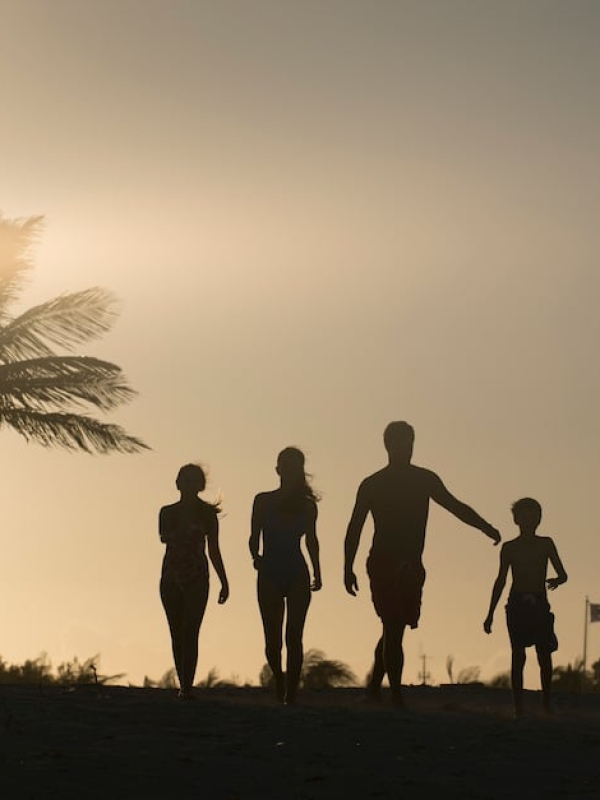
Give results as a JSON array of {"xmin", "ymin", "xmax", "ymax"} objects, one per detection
[
  {"xmin": 511, "ymin": 497, "xmax": 542, "ymax": 531},
  {"xmin": 275, "ymin": 446, "xmax": 319, "ymax": 503},
  {"xmin": 383, "ymin": 421, "xmax": 415, "ymax": 464},
  {"xmin": 276, "ymin": 446, "xmax": 306, "ymax": 485},
  {"xmin": 176, "ymin": 463, "xmax": 206, "ymax": 496}
]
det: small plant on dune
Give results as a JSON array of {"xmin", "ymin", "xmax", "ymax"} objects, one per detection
[
  {"xmin": 143, "ymin": 667, "xmax": 178, "ymax": 689},
  {"xmin": 301, "ymin": 649, "xmax": 357, "ymax": 689},
  {"xmin": 0, "ymin": 653, "xmax": 124, "ymax": 685},
  {"xmin": 456, "ymin": 666, "xmax": 481, "ymax": 685},
  {"xmin": 55, "ymin": 655, "xmax": 125, "ymax": 686},
  {"xmin": 196, "ymin": 668, "xmax": 240, "ymax": 689},
  {"xmin": 259, "ymin": 663, "xmax": 274, "ymax": 689},
  {"xmin": 487, "ymin": 671, "xmax": 511, "ymax": 690},
  {"xmin": 552, "ymin": 659, "xmax": 590, "ymax": 693},
  {"xmin": 0, "ymin": 653, "xmax": 54, "ymax": 685},
  {"xmin": 446, "ymin": 654, "xmax": 455, "ymax": 684},
  {"xmin": 259, "ymin": 649, "xmax": 357, "ymax": 690}
]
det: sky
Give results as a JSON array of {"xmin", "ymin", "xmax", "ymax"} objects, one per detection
[{"xmin": 1, "ymin": 0, "xmax": 599, "ymax": 688}]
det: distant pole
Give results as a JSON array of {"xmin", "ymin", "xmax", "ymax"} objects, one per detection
[
  {"xmin": 419, "ymin": 653, "xmax": 431, "ymax": 686},
  {"xmin": 583, "ymin": 595, "xmax": 589, "ymax": 690}
]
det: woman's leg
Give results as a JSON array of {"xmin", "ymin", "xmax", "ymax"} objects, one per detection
[
  {"xmin": 179, "ymin": 576, "xmax": 210, "ymax": 695},
  {"xmin": 160, "ymin": 577, "xmax": 184, "ymax": 686},
  {"xmin": 257, "ymin": 572, "xmax": 286, "ymax": 701},
  {"xmin": 284, "ymin": 569, "xmax": 311, "ymax": 704}
]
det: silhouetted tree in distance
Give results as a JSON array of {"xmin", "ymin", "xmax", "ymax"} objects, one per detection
[
  {"xmin": 0, "ymin": 214, "xmax": 148, "ymax": 453},
  {"xmin": 260, "ymin": 649, "xmax": 356, "ymax": 690},
  {"xmin": 487, "ymin": 671, "xmax": 511, "ymax": 689},
  {"xmin": 456, "ymin": 666, "xmax": 481, "ymax": 684},
  {"xmin": 0, "ymin": 653, "xmax": 123, "ymax": 685}
]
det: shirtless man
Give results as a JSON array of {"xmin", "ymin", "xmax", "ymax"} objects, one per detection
[
  {"xmin": 344, "ymin": 421, "xmax": 501, "ymax": 706},
  {"xmin": 484, "ymin": 497, "xmax": 567, "ymax": 717}
]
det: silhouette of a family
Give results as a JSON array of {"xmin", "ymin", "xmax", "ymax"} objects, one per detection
[{"xmin": 158, "ymin": 421, "xmax": 567, "ymax": 717}]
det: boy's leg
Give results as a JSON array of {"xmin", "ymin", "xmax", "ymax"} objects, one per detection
[
  {"xmin": 536, "ymin": 646, "xmax": 553, "ymax": 713},
  {"xmin": 511, "ymin": 646, "xmax": 526, "ymax": 718},
  {"xmin": 366, "ymin": 635, "xmax": 385, "ymax": 699},
  {"xmin": 382, "ymin": 619, "xmax": 407, "ymax": 707}
]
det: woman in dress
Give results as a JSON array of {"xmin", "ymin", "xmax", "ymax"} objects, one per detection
[
  {"xmin": 249, "ymin": 447, "xmax": 322, "ymax": 704},
  {"xmin": 159, "ymin": 463, "xmax": 229, "ymax": 698}
]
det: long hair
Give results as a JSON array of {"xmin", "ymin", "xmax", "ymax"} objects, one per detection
[
  {"xmin": 276, "ymin": 446, "xmax": 319, "ymax": 511},
  {"xmin": 176, "ymin": 463, "xmax": 221, "ymax": 512}
]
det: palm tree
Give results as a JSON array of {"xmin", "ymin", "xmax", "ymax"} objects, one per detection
[
  {"xmin": 259, "ymin": 649, "xmax": 357, "ymax": 690},
  {"xmin": 0, "ymin": 214, "xmax": 148, "ymax": 453},
  {"xmin": 300, "ymin": 649, "xmax": 357, "ymax": 690}
]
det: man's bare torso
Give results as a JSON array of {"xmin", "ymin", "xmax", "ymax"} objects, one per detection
[{"xmin": 361, "ymin": 464, "xmax": 437, "ymax": 559}]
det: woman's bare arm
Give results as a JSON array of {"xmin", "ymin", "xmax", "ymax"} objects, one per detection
[
  {"xmin": 207, "ymin": 514, "xmax": 229, "ymax": 603},
  {"xmin": 249, "ymin": 494, "xmax": 264, "ymax": 569},
  {"xmin": 305, "ymin": 502, "xmax": 322, "ymax": 591}
]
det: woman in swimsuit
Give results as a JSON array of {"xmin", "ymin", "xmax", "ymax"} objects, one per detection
[
  {"xmin": 249, "ymin": 447, "xmax": 322, "ymax": 704},
  {"xmin": 159, "ymin": 463, "xmax": 229, "ymax": 698}
]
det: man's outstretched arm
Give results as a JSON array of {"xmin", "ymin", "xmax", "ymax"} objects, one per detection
[
  {"xmin": 344, "ymin": 483, "xmax": 370, "ymax": 596},
  {"xmin": 429, "ymin": 474, "xmax": 501, "ymax": 545}
]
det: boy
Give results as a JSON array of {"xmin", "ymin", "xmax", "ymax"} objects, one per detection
[{"xmin": 484, "ymin": 497, "xmax": 567, "ymax": 717}]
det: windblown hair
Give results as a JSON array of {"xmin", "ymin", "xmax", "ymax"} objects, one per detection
[
  {"xmin": 176, "ymin": 463, "xmax": 221, "ymax": 512},
  {"xmin": 277, "ymin": 446, "xmax": 320, "ymax": 510}
]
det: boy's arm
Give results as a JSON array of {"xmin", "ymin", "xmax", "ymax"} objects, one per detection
[
  {"xmin": 484, "ymin": 545, "xmax": 510, "ymax": 633},
  {"xmin": 344, "ymin": 482, "xmax": 370, "ymax": 596},
  {"xmin": 429, "ymin": 475, "xmax": 501, "ymax": 545},
  {"xmin": 546, "ymin": 538, "xmax": 568, "ymax": 590}
]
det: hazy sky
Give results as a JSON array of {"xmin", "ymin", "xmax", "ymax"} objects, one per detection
[{"xmin": 1, "ymin": 0, "xmax": 599, "ymax": 688}]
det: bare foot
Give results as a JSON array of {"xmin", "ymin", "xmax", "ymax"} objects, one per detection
[
  {"xmin": 274, "ymin": 674, "xmax": 285, "ymax": 703},
  {"xmin": 363, "ymin": 685, "xmax": 383, "ymax": 705},
  {"xmin": 390, "ymin": 689, "xmax": 406, "ymax": 710}
]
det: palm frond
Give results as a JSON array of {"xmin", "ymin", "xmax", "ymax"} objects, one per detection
[
  {"xmin": 0, "ymin": 408, "xmax": 149, "ymax": 454},
  {"xmin": 0, "ymin": 214, "xmax": 44, "ymax": 319},
  {"xmin": 0, "ymin": 356, "xmax": 137, "ymax": 412},
  {"xmin": 0, "ymin": 288, "xmax": 119, "ymax": 362}
]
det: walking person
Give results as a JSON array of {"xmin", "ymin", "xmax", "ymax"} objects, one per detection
[
  {"xmin": 484, "ymin": 497, "xmax": 567, "ymax": 717},
  {"xmin": 159, "ymin": 463, "xmax": 229, "ymax": 699},
  {"xmin": 344, "ymin": 421, "xmax": 500, "ymax": 706},
  {"xmin": 250, "ymin": 447, "xmax": 322, "ymax": 704}
]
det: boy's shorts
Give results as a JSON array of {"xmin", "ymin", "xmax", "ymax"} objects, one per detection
[
  {"xmin": 367, "ymin": 553, "xmax": 426, "ymax": 628},
  {"xmin": 505, "ymin": 592, "xmax": 558, "ymax": 652}
]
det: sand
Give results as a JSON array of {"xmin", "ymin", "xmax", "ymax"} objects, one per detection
[{"xmin": 2, "ymin": 684, "xmax": 600, "ymax": 799}]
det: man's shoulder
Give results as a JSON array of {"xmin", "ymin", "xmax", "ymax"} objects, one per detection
[
  {"xmin": 160, "ymin": 501, "xmax": 179, "ymax": 515},
  {"xmin": 363, "ymin": 464, "xmax": 439, "ymax": 483},
  {"xmin": 409, "ymin": 464, "xmax": 440, "ymax": 482},
  {"xmin": 360, "ymin": 468, "xmax": 387, "ymax": 486}
]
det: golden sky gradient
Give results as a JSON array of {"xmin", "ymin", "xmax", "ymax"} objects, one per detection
[{"xmin": 1, "ymin": 0, "xmax": 599, "ymax": 687}]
